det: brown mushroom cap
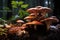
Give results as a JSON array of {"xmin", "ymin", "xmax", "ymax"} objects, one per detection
[
  {"xmin": 27, "ymin": 8, "xmax": 38, "ymax": 13},
  {"xmin": 40, "ymin": 16, "xmax": 59, "ymax": 22},
  {"xmin": 32, "ymin": 21, "xmax": 43, "ymax": 25},
  {"xmin": 40, "ymin": 16, "xmax": 59, "ymax": 30},
  {"xmin": 29, "ymin": 13, "xmax": 36, "ymax": 16},
  {"xmin": 24, "ymin": 15, "xmax": 35, "ymax": 20},
  {"xmin": 16, "ymin": 20, "xmax": 24, "ymax": 23},
  {"xmin": 26, "ymin": 20, "xmax": 43, "ymax": 25},
  {"xmin": 26, "ymin": 21, "xmax": 43, "ymax": 30},
  {"xmin": 39, "ymin": 7, "xmax": 52, "ymax": 13},
  {"xmin": 50, "ymin": 16, "xmax": 59, "ymax": 22}
]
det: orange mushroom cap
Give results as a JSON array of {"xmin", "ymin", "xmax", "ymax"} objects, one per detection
[
  {"xmin": 29, "ymin": 13, "xmax": 36, "ymax": 16},
  {"xmin": 40, "ymin": 16, "xmax": 59, "ymax": 22},
  {"xmin": 26, "ymin": 20, "xmax": 43, "ymax": 25},
  {"xmin": 16, "ymin": 20, "xmax": 24, "ymax": 23},
  {"xmin": 39, "ymin": 7, "xmax": 52, "ymax": 13},
  {"xmin": 27, "ymin": 8, "xmax": 38, "ymax": 13},
  {"xmin": 24, "ymin": 15, "xmax": 35, "ymax": 20}
]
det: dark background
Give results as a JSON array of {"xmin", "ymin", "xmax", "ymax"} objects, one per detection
[
  {"xmin": 53, "ymin": 0, "xmax": 60, "ymax": 23},
  {"xmin": 7, "ymin": 0, "xmax": 60, "ymax": 18},
  {"xmin": 53, "ymin": 0, "xmax": 60, "ymax": 17},
  {"xmin": 0, "ymin": 0, "xmax": 60, "ymax": 21}
]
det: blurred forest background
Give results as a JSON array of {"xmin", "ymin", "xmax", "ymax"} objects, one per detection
[{"xmin": 0, "ymin": 0, "xmax": 60, "ymax": 21}]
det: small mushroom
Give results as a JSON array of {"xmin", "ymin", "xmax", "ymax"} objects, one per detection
[
  {"xmin": 27, "ymin": 8, "xmax": 39, "ymax": 16},
  {"xmin": 24, "ymin": 15, "xmax": 35, "ymax": 22},
  {"xmin": 16, "ymin": 20, "xmax": 24, "ymax": 23},
  {"xmin": 29, "ymin": 13, "xmax": 36, "ymax": 16},
  {"xmin": 16, "ymin": 20, "xmax": 24, "ymax": 26},
  {"xmin": 27, "ymin": 8, "xmax": 38, "ymax": 13},
  {"xmin": 26, "ymin": 20, "xmax": 43, "ymax": 30},
  {"xmin": 5, "ymin": 24, "xmax": 11, "ymax": 29},
  {"xmin": 40, "ymin": 16, "xmax": 59, "ymax": 30}
]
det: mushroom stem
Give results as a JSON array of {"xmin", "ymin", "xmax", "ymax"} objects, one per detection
[
  {"xmin": 20, "ymin": 23, "xmax": 22, "ymax": 26},
  {"xmin": 34, "ymin": 25, "xmax": 37, "ymax": 30},
  {"xmin": 45, "ymin": 21, "xmax": 51, "ymax": 30}
]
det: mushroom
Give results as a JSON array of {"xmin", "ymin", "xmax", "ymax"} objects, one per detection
[
  {"xmin": 29, "ymin": 13, "xmax": 36, "ymax": 16},
  {"xmin": 8, "ymin": 26, "xmax": 27, "ymax": 36},
  {"xmin": 8, "ymin": 27, "xmax": 21, "ymax": 34},
  {"xmin": 16, "ymin": 20, "xmax": 24, "ymax": 26},
  {"xmin": 27, "ymin": 8, "xmax": 39, "ymax": 17},
  {"xmin": 26, "ymin": 20, "xmax": 43, "ymax": 30},
  {"xmin": 24, "ymin": 15, "xmax": 35, "ymax": 22},
  {"xmin": 5, "ymin": 24, "xmax": 12, "ymax": 29},
  {"xmin": 39, "ymin": 7, "xmax": 52, "ymax": 17},
  {"xmin": 40, "ymin": 16, "xmax": 59, "ymax": 30},
  {"xmin": 27, "ymin": 8, "xmax": 38, "ymax": 13}
]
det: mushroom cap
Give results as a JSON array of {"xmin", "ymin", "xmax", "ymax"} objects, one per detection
[
  {"xmin": 30, "ymin": 13, "xmax": 36, "ymax": 16},
  {"xmin": 26, "ymin": 21, "xmax": 43, "ymax": 25},
  {"xmin": 27, "ymin": 8, "xmax": 38, "ymax": 13},
  {"xmin": 50, "ymin": 16, "xmax": 59, "ymax": 22},
  {"xmin": 5, "ymin": 24, "xmax": 11, "ymax": 28},
  {"xmin": 39, "ymin": 7, "xmax": 52, "ymax": 13},
  {"xmin": 16, "ymin": 20, "xmax": 24, "ymax": 23},
  {"xmin": 40, "ymin": 16, "xmax": 59, "ymax": 22},
  {"xmin": 24, "ymin": 15, "xmax": 35, "ymax": 20}
]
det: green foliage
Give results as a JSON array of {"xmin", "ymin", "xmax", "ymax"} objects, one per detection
[
  {"xmin": 11, "ymin": 1, "xmax": 18, "ymax": 8},
  {"xmin": 19, "ymin": 10, "xmax": 29, "ymax": 19},
  {"xmin": 18, "ymin": 1, "xmax": 24, "ymax": 5},
  {"xmin": 4, "ymin": 7, "xmax": 10, "ymax": 10},
  {"xmin": 11, "ymin": 0, "xmax": 29, "ymax": 20},
  {"xmin": 21, "ymin": 4, "xmax": 29, "ymax": 8},
  {"xmin": 11, "ymin": 1, "xmax": 29, "ymax": 8},
  {"xmin": 0, "ymin": 18, "xmax": 7, "ymax": 25}
]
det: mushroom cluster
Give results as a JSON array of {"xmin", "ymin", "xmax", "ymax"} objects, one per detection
[
  {"xmin": 24, "ymin": 6, "xmax": 59, "ymax": 30},
  {"xmin": 5, "ymin": 6, "xmax": 59, "ymax": 37}
]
